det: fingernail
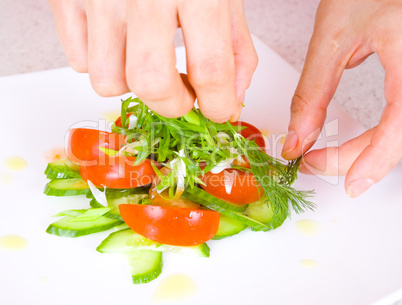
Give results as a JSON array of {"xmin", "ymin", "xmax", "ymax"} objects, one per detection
[
  {"xmin": 298, "ymin": 158, "xmax": 317, "ymax": 174},
  {"xmin": 282, "ymin": 131, "xmax": 298, "ymax": 157},
  {"xmin": 347, "ymin": 178, "xmax": 375, "ymax": 198}
]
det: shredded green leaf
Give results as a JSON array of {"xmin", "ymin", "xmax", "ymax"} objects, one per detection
[
  {"xmin": 111, "ymin": 97, "xmax": 315, "ymax": 221},
  {"xmin": 70, "ymin": 208, "xmax": 112, "ymax": 222}
]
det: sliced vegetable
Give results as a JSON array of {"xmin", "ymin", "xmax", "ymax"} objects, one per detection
[
  {"xmin": 213, "ymin": 214, "xmax": 248, "ymax": 240},
  {"xmin": 67, "ymin": 128, "xmax": 126, "ymax": 165},
  {"xmin": 126, "ymin": 251, "xmax": 163, "ymax": 284},
  {"xmin": 97, "ymin": 228, "xmax": 210, "ymax": 257},
  {"xmin": 231, "ymin": 121, "xmax": 265, "ymax": 149},
  {"xmin": 201, "ymin": 169, "xmax": 264, "ymax": 204},
  {"xmin": 244, "ymin": 197, "xmax": 287, "ymax": 230},
  {"xmin": 46, "ymin": 215, "xmax": 123, "ymax": 237},
  {"xmin": 43, "ymin": 96, "xmax": 314, "ymax": 286},
  {"xmin": 44, "ymin": 178, "xmax": 90, "ymax": 196},
  {"xmin": 80, "ymin": 156, "xmax": 158, "ymax": 189},
  {"xmin": 119, "ymin": 204, "xmax": 220, "ymax": 246},
  {"xmin": 114, "ymin": 113, "xmax": 132, "ymax": 128},
  {"xmin": 182, "ymin": 187, "xmax": 270, "ymax": 231},
  {"xmin": 44, "ymin": 158, "xmax": 80, "ymax": 179},
  {"xmin": 90, "ymin": 194, "xmax": 148, "ymax": 220}
]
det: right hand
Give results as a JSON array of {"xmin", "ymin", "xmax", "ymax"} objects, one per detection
[
  {"xmin": 49, "ymin": 0, "xmax": 258, "ymax": 123},
  {"xmin": 281, "ymin": 0, "xmax": 402, "ymax": 197}
]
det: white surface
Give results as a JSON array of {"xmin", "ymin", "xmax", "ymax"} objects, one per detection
[{"xmin": 0, "ymin": 37, "xmax": 401, "ymax": 305}]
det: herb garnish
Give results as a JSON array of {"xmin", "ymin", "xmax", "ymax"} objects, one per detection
[{"xmin": 112, "ymin": 97, "xmax": 315, "ymax": 221}]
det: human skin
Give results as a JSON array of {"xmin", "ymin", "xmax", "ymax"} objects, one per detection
[
  {"xmin": 282, "ymin": 0, "xmax": 402, "ymax": 197},
  {"xmin": 48, "ymin": 0, "xmax": 258, "ymax": 123}
]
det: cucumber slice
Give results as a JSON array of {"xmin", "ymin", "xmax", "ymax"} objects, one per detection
[
  {"xmin": 105, "ymin": 186, "xmax": 150, "ymax": 200},
  {"xmin": 126, "ymin": 251, "xmax": 163, "ymax": 284},
  {"xmin": 244, "ymin": 197, "xmax": 274, "ymax": 224},
  {"xmin": 213, "ymin": 214, "xmax": 247, "ymax": 240},
  {"xmin": 244, "ymin": 197, "xmax": 287, "ymax": 230},
  {"xmin": 46, "ymin": 215, "xmax": 123, "ymax": 237},
  {"xmin": 44, "ymin": 158, "xmax": 80, "ymax": 179},
  {"xmin": 89, "ymin": 187, "xmax": 149, "ymax": 221},
  {"xmin": 97, "ymin": 228, "xmax": 210, "ymax": 257},
  {"xmin": 182, "ymin": 187, "xmax": 247, "ymax": 212},
  {"xmin": 44, "ymin": 178, "xmax": 90, "ymax": 196},
  {"xmin": 90, "ymin": 193, "xmax": 148, "ymax": 220},
  {"xmin": 182, "ymin": 188, "xmax": 270, "ymax": 231}
]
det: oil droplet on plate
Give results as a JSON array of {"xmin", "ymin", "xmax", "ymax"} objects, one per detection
[
  {"xmin": 0, "ymin": 172, "xmax": 14, "ymax": 185},
  {"xmin": 36, "ymin": 276, "xmax": 47, "ymax": 284},
  {"xmin": 260, "ymin": 129, "xmax": 272, "ymax": 137},
  {"xmin": 295, "ymin": 219, "xmax": 320, "ymax": 236},
  {"xmin": 3, "ymin": 156, "xmax": 27, "ymax": 171},
  {"xmin": 151, "ymin": 273, "xmax": 197, "ymax": 303},
  {"xmin": 0, "ymin": 235, "xmax": 28, "ymax": 250},
  {"xmin": 300, "ymin": 259, "xmax": 319, "ymax": 268}
]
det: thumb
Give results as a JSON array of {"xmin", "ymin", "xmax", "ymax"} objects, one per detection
[{"xmin": 281, "ymin": 31, "xmax": 347, "ymax": 160}]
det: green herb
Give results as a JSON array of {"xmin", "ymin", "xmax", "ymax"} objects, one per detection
[{"xmin": 111, "ymin": 97, "xmax": 315, "ymax": 221}]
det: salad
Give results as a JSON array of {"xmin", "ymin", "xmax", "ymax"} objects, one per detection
[{"xmin": 44, "ymin": 96, "xmax": 314, "ymax": 284}]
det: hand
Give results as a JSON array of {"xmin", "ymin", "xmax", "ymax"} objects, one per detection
[
  {"xmin": 48, "ymin": 0, "xmax": 258, "ymax": 123},
  {"xmin": 281, "ymin": 0, "xmax": 402, "ymax": 197}
]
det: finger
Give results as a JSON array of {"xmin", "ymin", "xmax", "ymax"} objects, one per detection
[
  {"xmin": 281, "ymin": 18, "xmax": 351, "ymax": 160},
  {"xmin": 179, "ymin": 0, "xmax": 239, "ymax": 123},
  {"xmin": 49, "ymin": 0, "xmax": 88, "ymax": 72},
  {"xmin": 345, "ymin": 45, "xmax": 402, "ymax": 198},
  {"xmin": 126, "ymin": 0, "xmax": 194, "ymax": 118},
  {"xmin": 86, "ymin": 0, "xmax": 129, "ymax": 96},
  {"xmin": 230, "ymin": 0, "xmax": 258, "ymax": 112},
  {"xmin": 299, "ymin": 128, "xmax": 376, "ymax": 175}
]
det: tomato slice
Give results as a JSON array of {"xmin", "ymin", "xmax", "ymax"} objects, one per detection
[
  {"xmin": 201, "ymin": 169, "xmax": 264, "ymax": 204},
  {"xmin": 80, "ymin": 156, "xmax": 158, "ymax": 188},
  {"xmin": 231, "ymin": 121, "xmax": 265, "ymax": 149},
  {"xmin": 114, "ymin": 113, "xmax": 132, "ymax": 128},
  {"xmin": 119, "ymin": 204, "xmax": 220, "ymax": 246},
  {"xmin": 67, "ymin": 128, "xmax": 126, "ymax": 165}
]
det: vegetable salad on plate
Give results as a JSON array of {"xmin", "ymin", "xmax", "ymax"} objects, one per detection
[{"xmin": 44, "ymin": 96, "xmax": 314, "ymax": 284}]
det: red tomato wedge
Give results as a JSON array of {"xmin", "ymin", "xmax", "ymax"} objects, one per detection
[
  {"xmin": 119, "ymin": 204, "xmax": 220, "ymax": 246},
  {"xmin": 231, "ymin": 121, "xmax": 265, "ymax": 149},
  {"xmin": 114, "ymin": 113, "xmax": 132, "ymax": 128},
  {"xmin": 80, "ymin": 156, "xmax": 159, "ymax": 188},
  {"xmin": 201, "ymin": 169, "xmax": 264, "ymax": 204},
  {"xmin": 67, "ymin": 128, "xmax": 126, "ymax": 165}
]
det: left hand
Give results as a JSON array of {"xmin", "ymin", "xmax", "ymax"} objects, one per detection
[{"xmin": 281, "ymin": 0, "xmax": 402, "ymax": 197}]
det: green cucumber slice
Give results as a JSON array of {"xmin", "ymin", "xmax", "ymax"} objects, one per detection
[
  {"xmin": 244, "ymin": 197, "xmax": 287, "ymax": 230},
  {"xmin": 182, "ymin": 187, "xmax": 270, "ymax": 231},
  {"xmin": 46, "ymin": 215, "xmax": 123, "ymax": 237},
  {"xmin": 126, "ymin": 251, "xmax": 163, "ymax": 284},
  {"xmin": 213, "ymin": 214, "xmax": 248, "ymax": 240},
  {"xmin": 89, "ymin": 187, "xmax": 150, "ymax": 220},
  {"xmin": 44, "ymin": 178, "xmax": 90, "ymax": 196},
  {"xmin": 44, "ymin": 158, "xmax": 80, "ymax": 179},
  {"xmin": 105, "ymin": 186, "xmax": 150, "ymax": 200},
  {"xmin": 97, "ymin": 228, "xmax": 210, "ymax": 257},
  {"xmin": 182, "ymin": 187, "xmax": 247, "ymax": 212},
  {"xmin": 90, "ymin": 193, "xmax": 148, "ymax": 220}
]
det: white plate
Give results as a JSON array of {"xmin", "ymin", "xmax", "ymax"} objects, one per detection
[{"xmin": 0, "ymin": 36, "xmax": 401, "ymax": 305}]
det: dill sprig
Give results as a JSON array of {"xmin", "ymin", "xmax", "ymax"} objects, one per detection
[{"xmin": 112, "ymin": 97, "xmax": 315, "ymax": 221}]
